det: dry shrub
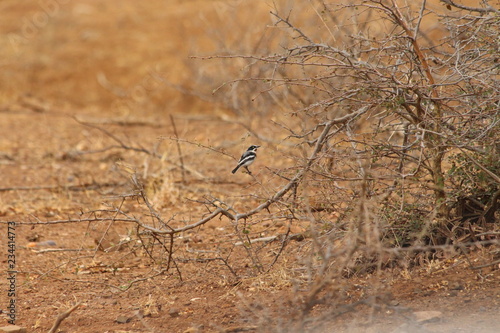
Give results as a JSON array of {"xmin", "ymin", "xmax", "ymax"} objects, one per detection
[{"xmin": 175, "ymin": 0, "xmax": 499, "ymax": 329}]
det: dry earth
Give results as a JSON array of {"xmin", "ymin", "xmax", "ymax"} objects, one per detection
[{"xmin": 0, "ymin": 1, "xmax": 498, "ymax": 332}]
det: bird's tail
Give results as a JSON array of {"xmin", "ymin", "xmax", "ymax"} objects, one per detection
[{"xmin": 231, "ymin": 165, "xmax": 240, "ymax": 174}]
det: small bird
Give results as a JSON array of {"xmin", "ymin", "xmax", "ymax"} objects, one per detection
[{"xmin": 231, "ymin": 145, "xmax": 260, "ymax": 174}]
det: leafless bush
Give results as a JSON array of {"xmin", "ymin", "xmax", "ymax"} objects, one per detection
[
  {"xmin": 185, "ymin": 0, "xmax": 499, "ymax": 329},
  {"xmin": 198, "ymin": 0, "xmax": 499, "ymax": 235},
  {"xmin": 79, "ymin": 0, "xmax": 497, "ymax": 327}
]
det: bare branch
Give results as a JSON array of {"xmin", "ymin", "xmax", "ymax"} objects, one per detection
[
  {"xmin": 440, "ymin": 0, "xmax": 499, "ymax": 13},
  {"xmin": 48, "ymin": 302, "xmax": 82, "ymax": 333}
]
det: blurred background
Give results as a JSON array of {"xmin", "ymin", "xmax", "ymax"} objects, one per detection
[{"xmin": 1, "ymin": 0, "xmax": 240, "ymax": 115}]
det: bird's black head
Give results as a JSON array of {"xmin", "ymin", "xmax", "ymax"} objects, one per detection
[{"xmin": 247, "ymin": 145, "xmax": 260, "ymax": 151}]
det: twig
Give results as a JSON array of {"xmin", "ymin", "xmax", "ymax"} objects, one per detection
[
  {"xmin": 133, "ymin": 207, "xmax": 223, "ymax": 235},
  {"xmin": 470, "ymin": 258, "xmax": 500, "ymax": 270},
  {"xmin": 170, "ymin": 114, "xmax": 187, "ymax": 184},
  {"xmin": 440, "ymin": 0, "xmax": 499, "ymax": 13},
  {"xmin": 266, "ymin": 225, "xmax": 292, "ymax": 272},
  {"xmin": 48, "ymin": 302, "xmax": 82, "ymax": 333},
  {"xmin": 234, "ymin": 235, "xmax": 278, "ymax": 246},
  {"xmin": 382, "ymin": 239, "xmax": 499, "ymax": 254},
  {"xmin": 50, "ymin": 266, "xmax": 171, "ymax": 292},
  {"xmin": 33, "ymin": 248, "xmax": 88, "ymax": 253},
  {"xmin": 73, "ymin": 116, "xmax": 154, "ymax": 155},
  {"xmin": 270, "ymin": 10, "xmax": 314, "ymax": 44},
  {"xmin": 163, "ymin": 136, "xmax": 235, "ymax": 159},
  {"xmin": 92, "ymin": 197, "xmax": 126, "ymax": 257},
  {"xmin": 223, "ymin": 326, "xmax": 258, "ymax": 332},
  {"xmin": 388, "ymin": 0, "xmax": 437, "ymax": 97},
  {"xmin": 1, "ymin": 217, "xmax": 139, "ymax": 225},
  {"xmin": 0, "ymin": 182, "xmax": 123, "ymax": 192},
  {"xmin": 458, "ymin": 147, "xmax": 500, "ymax": 184},
  {"xmin": 73, "ymin": 116, "xmax": 207, "ymax": 179}
]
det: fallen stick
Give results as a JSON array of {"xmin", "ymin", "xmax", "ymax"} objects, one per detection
[
  {"xmin": 234, "ymin": 236, "xmax": 277, "ymax": 246},
  {"xmin": 48, "ymin": 302, "xmax": 82, "ymax": 333},
  {"xmin": 234, "ymin": 233, "xmax": 305, "ymax": 246}
]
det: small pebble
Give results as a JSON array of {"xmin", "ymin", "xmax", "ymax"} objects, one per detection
[
  {"xmin": 169, "ymin": 308, "xmax": 180, "ymax": 317},
  {"xmin": 115, "ymin": 315, "xmax": 130, "ymax": 324}
]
